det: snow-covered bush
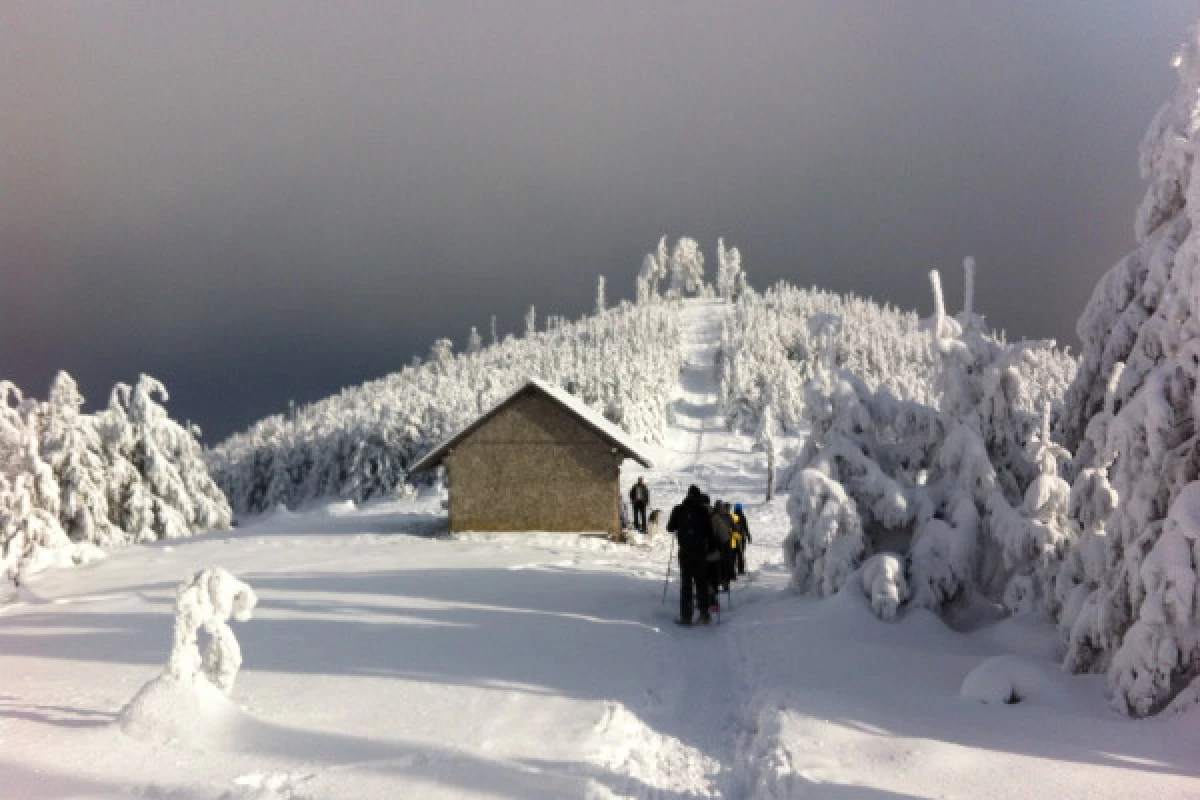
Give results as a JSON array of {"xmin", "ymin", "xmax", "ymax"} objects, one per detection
[
  {"xmin": 960, "ymin": 655, "xmax": 1070, "ymax": 707},
  {"xmin": 0, "ymin": 372, "xmax": 229, "ymax": 591},
  {"xmin": 1057, "ymin": 25, "xmax": 1200, "ymax": 716},
  {"xmin": 118, "ymin": 568, "xmax": 257, "ymax": 745},
  {"xmin": 782, "ymin": 469, "xmax": 867, "ymax": 597},
  {"xmin": 762, "ymin": 260, "xmax": 1078, "ymax": 620},
  {"xmin": 211, "ymin": 298, "xmax": 684, "ymax": 516},
  {"xmin": 720, "ymin": 280, "xmax": 1075, "ymax": 438},
  {"xmin": 167, "ymin": 567, "xmax": 258, "ymax": 693}
]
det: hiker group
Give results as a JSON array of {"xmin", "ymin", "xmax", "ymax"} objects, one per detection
[{"xmin": 666, "ymin": 484, "xmax": 751, "ymax": 626}]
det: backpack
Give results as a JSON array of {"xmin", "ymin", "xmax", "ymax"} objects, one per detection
[
  {"xmin": 675, "ymin": 504, "xmax": 711, "ymax": 555},
  {"xmin": 711, "ymin": 511, "xmax": 733, "ymax": 546}
]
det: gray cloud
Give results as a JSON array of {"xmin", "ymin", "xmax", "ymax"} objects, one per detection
[{"xmin": 2, "ymin": 1, "xmax": 1196, "ymax": 438}]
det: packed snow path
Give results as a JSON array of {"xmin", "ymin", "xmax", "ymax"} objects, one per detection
[{"xmin": 2, "ymin": 300, "xmax": 1198, "ymax": 799}]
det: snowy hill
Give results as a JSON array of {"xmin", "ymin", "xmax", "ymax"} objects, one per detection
[
  {"xmin": 2, "ymin": 300, "xmax": 1196, "ymax": 799},
  {"xmin": 209, "ymin": 299, "xmax": 683, "ymax": 518}
]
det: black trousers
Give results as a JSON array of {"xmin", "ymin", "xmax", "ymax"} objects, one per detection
[
  {"xmin": 679, "ymin": 553, "xmax": 711, "ymax": 622},
  {"xmin": 632, "ymin": 502, "xmax": 648, "ymax": 532},
  {"xmin": 734, "ymin": 539, "xmax": 746, "ymax": 574}
]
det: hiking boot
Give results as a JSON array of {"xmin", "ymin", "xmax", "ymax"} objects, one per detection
[
  {"xmin": 698, "ymin": 614, "xmax": 712, "ymax": 625},
  {"xmin": 674, "ymin": 617, "xmax": 692, "ymax": 626}
]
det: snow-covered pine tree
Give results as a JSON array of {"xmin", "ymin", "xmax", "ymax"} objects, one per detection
[
  {"xmin": 715, "ymin": 238, "xmax": 744, "ymax": 301},
  {"xmin": 467, "ymin": 327, "xmax": 483, "ymax": 355},
  {"xmin": 40, "ymin": 372, "xmax": 118, "ymax": 545},
  {"xmin": 668, "ymin": 237, "xmax": 705, "ymax": 297},
  {"xmin": 596, "ymin": 275, "xmax": 607, "ymax": 315},
  {"xmin": 429, "ymin": 338, "xmax": 454, "ymax": 370},
  {"xmin": 1059, "ymin": 25, "xmax": 1200, "ymax": 716},
  {"xmin": 770, "ymin": 260, "xmax": 1073, "ymax": 619}
]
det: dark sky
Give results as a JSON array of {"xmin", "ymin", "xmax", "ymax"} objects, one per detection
[{"xmin": 3, "ymin": 2, "xmax": 1196, "ymax": 441}]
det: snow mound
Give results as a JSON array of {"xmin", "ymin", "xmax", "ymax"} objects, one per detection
[
  {"xmin": 859, "ymin": 553, "xmax": 907, "ymax": 621},
  {"xmin": 117, "ymin": 672, "xmax": 241, "ymax": 746},
  {"xmin": 589, "ymin": 701, "xmax": 721, "ymax": 798},
  {"xmin": 960, "ymin": 655, "xmax": 1070, "ymax": 707}
]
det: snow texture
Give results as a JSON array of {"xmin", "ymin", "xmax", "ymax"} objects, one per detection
[{"xmin": 2, "ymin": 301, "xmax": 1197, "ymax": 799}]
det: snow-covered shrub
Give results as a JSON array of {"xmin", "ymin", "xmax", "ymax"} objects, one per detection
[
  {"xmin": 211, "ymin": 296, "xmax": 684, "ymax": 516},
  {"xmin": 783, "ymin": 469, "xmax": 867, "ymax": 596},
  {"xmin": 760, "ymin": 259, "xmax": 1078, "ymax": 624},
  {"xmin": 118, "ymin": 568, "xmax": 257, "ymax": 745},
  {"xmin": 720, "ymin": 279, "xmax": 1075, "ymax": 439},
  {"xmin": 0, "ymin": 372, "xmax": 226, "ymax": 591},
  {"xmin": 1058, "ymin": 25, "xmax": 1200, "ymax": 716},
  {"xmin": 960, "ymin": 655, "xmax": 1070, "ymax": 707},
  {"xmin": 167, "ymin": 567, "xmax": 258, "ymax": 693}
]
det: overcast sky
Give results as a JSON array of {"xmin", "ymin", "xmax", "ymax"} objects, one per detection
[{"xmin": 3, "ymin": 2, "xmax": 1197, "ymax": 440}]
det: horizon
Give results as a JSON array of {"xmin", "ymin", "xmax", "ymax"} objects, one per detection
[{"xmin": 3, "ymin": 2, "xmax": 1197, "ymax": 440}]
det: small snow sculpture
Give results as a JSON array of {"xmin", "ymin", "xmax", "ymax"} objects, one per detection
[
  {"xmin": 860, "ymin": 553, "xmax": 907, "ymax": 620},
  {"xmin": 167, "ymin": 567, "xmax": 258, "ymax": 693}
]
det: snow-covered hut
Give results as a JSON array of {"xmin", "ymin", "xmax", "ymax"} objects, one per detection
[{"xmin": 409, "ymin": 380, "xmax": 654, "ymax": 535}]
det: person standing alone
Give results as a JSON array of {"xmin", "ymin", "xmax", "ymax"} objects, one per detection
[
  {"xmin": 630, "ymin": 476, "xmax": 650, "ymax": 534},
  {"xmin": 667, "ymin": 485, "xmax": 715, "ymax": 625}
]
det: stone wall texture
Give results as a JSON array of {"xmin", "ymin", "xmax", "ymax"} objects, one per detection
[{"xmin": 445, "ymin": 390, "xmax": 623, "ymax": 533}]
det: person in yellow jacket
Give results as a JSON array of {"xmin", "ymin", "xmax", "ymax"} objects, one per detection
[{"xmin": 731, "ymin": 503, "xmax": 751, "ymax": 577}]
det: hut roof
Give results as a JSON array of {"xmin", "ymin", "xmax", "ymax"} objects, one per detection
[{"xmin": 407, "ymin": 379, "xmax": 655, "ymax": 475}]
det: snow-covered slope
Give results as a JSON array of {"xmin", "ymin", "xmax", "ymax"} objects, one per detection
[
  {"xmin": 209, "ymin": 301, "xmax": 683, "ymax": 518},
  {"xmin": 2, "ymin": 301, "xmax": 1196, "ymax": 799}
]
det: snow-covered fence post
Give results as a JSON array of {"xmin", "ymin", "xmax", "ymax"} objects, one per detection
[
  {"xmin": 962, "ymin": 256, "xmax": 976, "ymax": 320},
  {"xmin": 930, "ymin": 270, "xmax": 947, "ymax": 341}
]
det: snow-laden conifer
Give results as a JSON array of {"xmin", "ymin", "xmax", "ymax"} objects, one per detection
[{"xmin": 1058, "ymin": 23, "xmax": 1200, "ymax": 716}]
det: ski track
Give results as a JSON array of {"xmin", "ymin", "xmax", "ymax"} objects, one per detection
[{"xmin": 597, "ymin": 299, "xmax": 788, "ymax": 799}]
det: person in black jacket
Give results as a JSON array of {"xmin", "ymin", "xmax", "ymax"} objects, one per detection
[
  {"xmin": 667, "ymin": 485, "xmax": 715, "ymax": 625},
  {"xmin": 629, "ymin": 477, "xmax": 650, "ymax": 533}
]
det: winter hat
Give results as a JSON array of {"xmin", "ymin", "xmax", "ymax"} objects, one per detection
[{"xmin": 734, "ymin": 503, "xmax": 743, "ymax": 513}]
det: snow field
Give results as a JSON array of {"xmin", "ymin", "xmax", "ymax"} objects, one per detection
[{"xmin": 1, "ymin": 300, "xmax": 1197, "ymax": 798}]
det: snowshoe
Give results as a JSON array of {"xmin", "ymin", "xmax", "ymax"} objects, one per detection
[{"xmin": 698, "ymin": 614, "xmax": 712, "ymax": 625}]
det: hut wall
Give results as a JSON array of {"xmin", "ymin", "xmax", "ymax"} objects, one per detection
[{"xmin": 445, "ymin": 391, "xmax": 622, "ymax": 533}]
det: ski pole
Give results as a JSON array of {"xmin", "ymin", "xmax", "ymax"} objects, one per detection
[{"xmin": 661, "ymin": 539, "xmax": 675, "ymax": 605}]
